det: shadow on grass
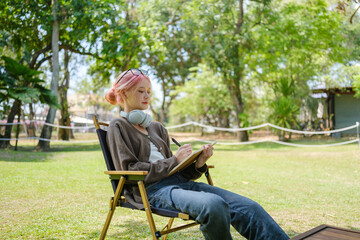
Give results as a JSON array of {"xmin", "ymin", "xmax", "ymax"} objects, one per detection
[
  {"xmin": 0, "ymin": 149, "xmax": 51, "ymax": 162},
  {"xmin": 44, "ymin": 143, "xmax": 101, "ymax": 152},
  {"xmin": 0, "ymin": 143, "xmax": 101, "ymax": 162},
  {"xmin": 1, "ymin": 142, "xmax": 101, "ymax": 152}
]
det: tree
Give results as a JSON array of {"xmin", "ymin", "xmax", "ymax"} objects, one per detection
[
  {"xmin": 0, "ymin": 0, "xmax": 52, "ymax": 140},
  {"xmin": 251, "ymin": 0, "xmax": 346, "ymax": 138},
  {"xmin": 88, "ymin": 0, "xmax": 143, "ymax": 87},
  {"xmin": 268, "ymin": 77, "xmax": 300, "ymax": 141},
  {"xmin": 180, "ymin": 0, "xmax": 275, "ymax": 141},
  {"xmin": 1, "ymin": 0, "xmax": 140, "ymax": 148},
  {"xmin": 0, "ymin": 56, "xmax": 58, "ymax": 149},
  {"xmin": 138, "ymin": 0, "xmax": 202, "ymax": 123},
  {"xmin": 37, "ymin": 0, "xmax": 60, "ymax": 150},
  {"xmin": 170, "ymin": 64, "xmax": 234, "ymax": 130}
]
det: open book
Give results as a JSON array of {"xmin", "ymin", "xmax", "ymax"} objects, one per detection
[{"xmin": 168, "ymin": 142, "xmax": 216, "ymax": 176}]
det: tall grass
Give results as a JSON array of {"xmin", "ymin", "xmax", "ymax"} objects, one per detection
[{"xmin": 1, "ymin": 142, "xmax": 359, "ymax": 239}]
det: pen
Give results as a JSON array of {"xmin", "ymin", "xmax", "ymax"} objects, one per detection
[{"xmin": 171, "ymin": 137, "xmax": 182, "ymax": 147}]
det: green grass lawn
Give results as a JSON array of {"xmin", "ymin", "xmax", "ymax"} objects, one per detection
[{"xmin": 0, "ymin": 141, "xmax": 359, "ymax": 239}]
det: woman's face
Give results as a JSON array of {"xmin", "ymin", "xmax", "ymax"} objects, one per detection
[{"xmin": 123, "ymin": 78, "xmax": 151, "ymax": 112}]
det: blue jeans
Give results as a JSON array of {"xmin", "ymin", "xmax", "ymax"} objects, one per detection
[{"xmin": 146, "ymin": 173, "xmax": 289, "ymax": 240}]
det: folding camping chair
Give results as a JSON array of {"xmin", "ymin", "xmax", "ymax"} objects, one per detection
[{"xmin": 93, "ymin": 115, "xmax": 215, "ymax": 240}]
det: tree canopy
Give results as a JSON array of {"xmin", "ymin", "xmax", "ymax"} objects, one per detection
[{"xmin": 1, "ymin": 0, "xmax": 359, "ymax": 147}]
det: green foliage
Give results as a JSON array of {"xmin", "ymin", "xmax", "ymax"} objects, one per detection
[
  {"xmin": 170, "ymin": 64, "xmax": 234, "ymax": 125},
  {"xmin": 343, "ymin": 20, "xmax": 360, "ymax": 61},
  {"xmin": 238, "ymin": 113, "xmax": 251, "ymax": 128},
  {"xmin": 87, "ymin": 1, "xmax": 143, "ymax": 85},
  {"xmin": 0, "ymin": 0, "xmax": 52, "ymax": 63},
  {"xmin": 250, "ymin": 0, "xmax": 347, "ymax": 133},
  {"xmin": 270, "ymin": 96, "xmax": 300, "ymax": 129},
  {"xmin": 318, "ymin": 63, "xmax": 360, "ymax": 89},
  {"xmin": 269, "ymin": 77, "xmax": 300, "ymax": 139},
  {"xmin": 175, "ymin": 0, "xmax": 275, "ymax": 139},
  {"xmin": 1, "ymin": 0, "xmax": 358, "ymax": 132},
  {"xmin": 0, "ymin": 0, "xmax": 140, "ymax": 134},
  {"xmin": 137, "ymin": 0, "xmax": 203, "ymax": 122},
  {"xmin": 0, "ymin": 56, "xmax": 59, "ymax": 109},
  {"xmin": 255, "ymin": 0, "xmax": 346, "ymax": 82}
]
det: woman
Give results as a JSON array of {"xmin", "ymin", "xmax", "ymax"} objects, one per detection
[{"xmin": 105, "ymin": 68, "xmax": 289, "ymax": 240}]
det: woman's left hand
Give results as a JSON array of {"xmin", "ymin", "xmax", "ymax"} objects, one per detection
[{"xmin": 195, "ymin": 144, "xmax": 214, "ymax": 168}]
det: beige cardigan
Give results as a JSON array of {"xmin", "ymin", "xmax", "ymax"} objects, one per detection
[{"xmin": 106, "ymin": 117, "xmax": 207, "ymax": 209}]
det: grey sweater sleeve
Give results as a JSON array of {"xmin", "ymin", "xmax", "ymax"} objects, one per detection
[{"xmin": 106, "ymin": 122, "xmax": 178, "ymax": 184}]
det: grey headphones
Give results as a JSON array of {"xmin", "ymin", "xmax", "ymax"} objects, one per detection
[{"xmin": 120, "ymin": 110, "xmax": 152, "ymax": 128}]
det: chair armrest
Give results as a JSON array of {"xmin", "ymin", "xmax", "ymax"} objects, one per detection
[{"xmin": 104, "ymin": 170, "xmax": 148, "ymax": 181}]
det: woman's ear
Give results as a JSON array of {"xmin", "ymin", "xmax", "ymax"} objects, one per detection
[{"xmin": 120, "ymin": 90, "xmax": 127, "ymax": 99}]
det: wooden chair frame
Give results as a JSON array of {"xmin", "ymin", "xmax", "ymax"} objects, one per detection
[{"xmin": 93, "ymin": 115, "xmax": 214, "ymax": 240}]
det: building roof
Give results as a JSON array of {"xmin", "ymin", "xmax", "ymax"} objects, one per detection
[{"xmin": 312, "ymin": 87, "xmax": 355, "ymax": 95}]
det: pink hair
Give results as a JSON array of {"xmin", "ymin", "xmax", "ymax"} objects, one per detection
[{"xmin": 105, "ymin": 70, "xmax": 151, "ymax": 106}]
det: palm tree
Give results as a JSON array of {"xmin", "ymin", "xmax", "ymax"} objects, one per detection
[{"xmin": 270, "ymin": 77, "xmax": 300, "ymax": 141}]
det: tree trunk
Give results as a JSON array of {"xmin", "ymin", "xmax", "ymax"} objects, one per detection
[
  {"xmin": 227, "ymin": 76, "xmax": 249, "ymax": 142},
  {"xmin": 160, "ymin": 109, "xmax": 165, "ymax": 124},
  {"xmin": 221, "ymin": 0, "xmax": 248, "ymax": 142},
  {"xmin": 37, "ymin": 0, "xmax": 59, "ymax": 150},
  {"xmin": 58, "ymin": 49, "xmax": 71, "ymax": 140},
  {"xmin": 0, "ymin": 100, "xmax": 21, "ymax": 149},
  {"xmin": 159, "ymin": 85, "xmax": 175, "ymax": 124},
  {"xmin": 232, "ymin": 0, "xmax": 249, "ymax": 142}
]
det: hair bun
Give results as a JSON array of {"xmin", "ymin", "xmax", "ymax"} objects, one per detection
[{"xmin": 105, "ymin": 88, "xmax": 117, "ymax": 105}]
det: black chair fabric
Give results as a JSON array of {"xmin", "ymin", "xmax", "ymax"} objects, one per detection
[{"xmin": 96, "ymin": 128, "xmax": 119, "ymax": 193}]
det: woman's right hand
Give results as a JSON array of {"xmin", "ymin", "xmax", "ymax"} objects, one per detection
[{"xmin": 174, "ymin": 144, "xmax": 192, "ymax": 164}]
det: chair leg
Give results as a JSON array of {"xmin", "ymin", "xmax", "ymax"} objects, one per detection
[
  {"xmin": 138, "ymin": 181, "xmax": 159, "ymax": 240},
  {"xmin": 162, "ymin": 218, "xmax": 174, "ymax": 240},
  {"xmin": 99, "ymin": 176, "xmax": 126, "ymax": 240},
  {"xmin": 99, "ymin": 202, "xmax": 115, "ymax": 240}
]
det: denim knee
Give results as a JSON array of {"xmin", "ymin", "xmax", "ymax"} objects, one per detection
[
  {"xmin": 196, "ymin": 194, "xmax": 230, "ymax": 224},
  {"xmin": 248, "ymin": 201, "xmax": 263, "ymax": 214}
]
